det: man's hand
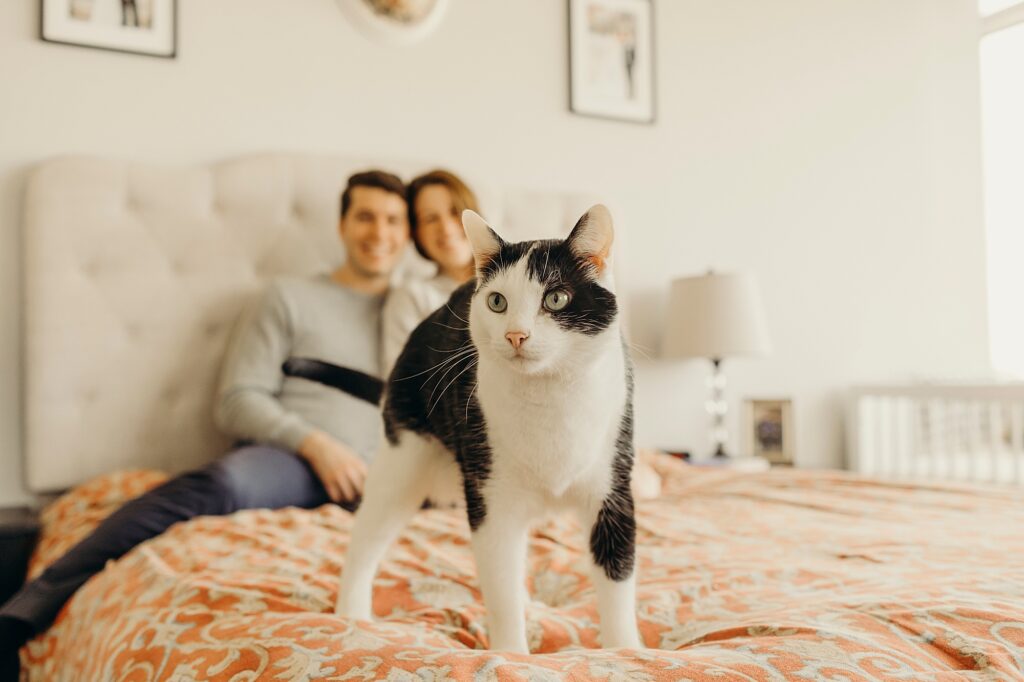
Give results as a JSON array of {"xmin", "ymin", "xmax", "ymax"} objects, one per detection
[{"xmin": 298, "ymin": 430, "xmax": 368, "ymax": 503}]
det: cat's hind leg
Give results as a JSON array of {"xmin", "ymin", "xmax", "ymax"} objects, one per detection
[{"xmin": 335, "ymin": 431, "xmax": 441, "ymax": 619}]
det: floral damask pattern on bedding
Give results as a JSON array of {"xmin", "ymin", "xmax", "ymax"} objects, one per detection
[{"xmin": 21, "ymin": 455, "xmax": 1024, "ymax": 680}]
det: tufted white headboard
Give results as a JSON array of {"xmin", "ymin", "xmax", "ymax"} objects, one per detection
[{"xmin": 23, "ymin": 154, "xmax": 599, "ymax": 492}]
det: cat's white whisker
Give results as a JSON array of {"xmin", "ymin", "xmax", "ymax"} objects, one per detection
[
  {"xmin": 428, "ymin": 358, "xmax": 478, "ymax": 417},
  {"xmin": 393, "ymin": 347, "xmax": 475, "ymax": 383},
  {"xmin": 426, "ymin": 352, "xmax": 475, "ymax": 407},
  {"xmin": 431, "ymin": 321, "xmax": 470, "ymax": 332},
  {"xmin": 627, "ymin": 343, "xmax": 653, "ymax": 361},
  {"xmin": 445, "ymin": 303, "xmax": 470, "ymax": 325},
  {"xmin": 419, "ymin": 350, "xmax": 476, "ymax": 392},
  {"xmin": 464, "ymin": 380, "xmax": 478, "ymax": 423}
]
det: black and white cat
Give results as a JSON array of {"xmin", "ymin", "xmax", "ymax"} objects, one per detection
[{"xmin": 289, "ymin": 205, "xmax": 639, "ymax": 653}]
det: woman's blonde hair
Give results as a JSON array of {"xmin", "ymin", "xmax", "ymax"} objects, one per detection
[{"xmin": 406, "ymin": 169, "xmax": 481, "ymax": 260}]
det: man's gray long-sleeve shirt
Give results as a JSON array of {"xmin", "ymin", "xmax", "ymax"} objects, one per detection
[{"xmin": 214, "ymin": 275, "xmax": 384, "ymax": 462}]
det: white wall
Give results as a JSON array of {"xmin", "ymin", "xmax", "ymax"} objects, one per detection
[{"xmin": 0, "ymin": 0, "xmax": 990, "ymax": 506}]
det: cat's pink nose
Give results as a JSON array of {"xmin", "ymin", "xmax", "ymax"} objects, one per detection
[{"xmin": 505, "ymin": 331, "xmax": 529, "ymax": 350}]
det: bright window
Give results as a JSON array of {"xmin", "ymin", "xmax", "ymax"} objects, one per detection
[
  {"xmin": 981, "ymin": 20, "xmax": 1024, "ymax": 376},
  {"xmin": 979, "ymin": 0, "xmax": 1023, "ymax": 16}
]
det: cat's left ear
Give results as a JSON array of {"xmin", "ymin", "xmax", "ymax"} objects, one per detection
[
  {"xmin": 567, "ymin": 204, "xmax": 614, "ymax": 274},
  {"xmin": 462, "ymin": 209, "xmax": 504, "ymax": 274}
]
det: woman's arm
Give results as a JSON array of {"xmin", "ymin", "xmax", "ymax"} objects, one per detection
[{"xmin": 381, "ymin": 284, "xmax": 430, "ymax": 376}]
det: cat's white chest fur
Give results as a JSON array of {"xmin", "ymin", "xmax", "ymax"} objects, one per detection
[{"xmin": 476, "ymin": 338, "xmax": 626, "ymax": 501}]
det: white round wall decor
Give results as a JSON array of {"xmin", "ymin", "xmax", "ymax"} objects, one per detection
[{"xmin": 335, "ymin": 0, "xmax": 450, "ymax": 45}]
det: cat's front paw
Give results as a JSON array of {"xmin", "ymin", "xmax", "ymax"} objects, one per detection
[
  {"xmin": 488, "ymin": 631, "xmax": 530, "ymax": 655},
  {"xmin": 601, "ymin": 628, "xmax": 642, "ymax": 650},
  {"xmin": 334, "ymin": 594, "xmax": 372, "ymax": 620}
]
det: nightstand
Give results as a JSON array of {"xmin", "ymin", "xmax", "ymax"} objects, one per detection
[
  {"xmin": 660, "ymin": 449, "xmax": 772, "ymax": 472},
  {"xmin": 0, "ymin": 507, "xmax": 40, "ymax": 606}
]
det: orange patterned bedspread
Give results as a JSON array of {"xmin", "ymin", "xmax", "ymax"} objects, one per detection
[{"xmin": 22, "ymin": 455, "xmax": 1024, "ymax": 680}]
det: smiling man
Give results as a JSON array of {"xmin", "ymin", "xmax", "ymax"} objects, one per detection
[
  {"xmin": 215, "ymin": 170, "xmax": 410, "ymax": 504},
  {"xmin": 0, "ymin": 170, "xmax": 410, "ymax": 676}
]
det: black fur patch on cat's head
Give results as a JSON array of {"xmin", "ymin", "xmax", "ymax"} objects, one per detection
[{"xmin": 526, "ymin": 238, "xmax": 617, "ymax": 336}]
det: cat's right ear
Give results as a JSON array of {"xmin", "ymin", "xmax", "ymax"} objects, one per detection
[{"xmin": 462, "ymin": 210, "xmax": 504, "ymax": 274}]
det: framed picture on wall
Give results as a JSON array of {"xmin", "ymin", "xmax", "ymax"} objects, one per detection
[
  {"xmin": 568, "ymin": 0, "xmax": 656, "ymax": 124},
  {"xmin": 40, "ymin": 0, "xmax": 177, "ymax": 58},
  {"xmin": 743, "ymin": 398, "xmax": 795, "ymax": 466}
]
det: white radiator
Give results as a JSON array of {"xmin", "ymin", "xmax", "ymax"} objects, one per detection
[{"xmin": 847, "ymin": 384, "xmax": 1024, "ymax": 485}]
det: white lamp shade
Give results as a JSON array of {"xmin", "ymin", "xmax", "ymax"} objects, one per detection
[{"xmin": 662, "ymin": 271, "xmax": 771, "ymax": 359}]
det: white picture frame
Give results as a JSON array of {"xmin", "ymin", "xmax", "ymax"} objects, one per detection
[
  {"xmin": 41, "ymin": 0, "xmax": 177, "ymax": 58},
  {"xmin": 568, "ymin": 0, "xmax": 656, "ymax": 124}
]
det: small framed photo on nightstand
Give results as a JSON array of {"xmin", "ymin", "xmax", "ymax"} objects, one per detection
[{"xmin": 743, "ymin": 398, "xmax": 794, "ymax": 467}]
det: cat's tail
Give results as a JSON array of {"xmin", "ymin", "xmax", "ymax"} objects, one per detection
[{"xmin": 282, "ymin": 358, "xmax": 384, "ymax": 405}]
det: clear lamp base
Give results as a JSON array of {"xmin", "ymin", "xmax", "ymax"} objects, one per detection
[{"xmin": 707, "ymin": 358, "xmax": 729, "ymax": 458}]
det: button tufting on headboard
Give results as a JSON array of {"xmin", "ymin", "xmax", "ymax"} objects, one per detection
[{"xmin": 23, "ymin": 154, "xmax": 604, "ymax": 493}]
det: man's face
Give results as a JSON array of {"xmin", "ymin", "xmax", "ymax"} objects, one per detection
[{"xmin": 339, "ymin": 187, "xmax": 409, "ymax": 278}]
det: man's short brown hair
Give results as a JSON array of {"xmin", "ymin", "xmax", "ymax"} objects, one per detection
[{"xmin": 340, "ymin": 170, "xmax": 406, "ymax": 217}]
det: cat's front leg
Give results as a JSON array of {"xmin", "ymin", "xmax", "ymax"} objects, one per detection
[
  {"xmin": 469, "ymin": 493, "xmax": 533, "ymax": 654},
  {"xmin": 584, "ymin": 488, "xmax": 642, "ymax": 649},
  {"xmin": 336, "ymin": 433, "xmax": 436, "ymax": 619}
]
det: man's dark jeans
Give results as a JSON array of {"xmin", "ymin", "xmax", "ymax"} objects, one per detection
[{"xmin": 0, "ymin": 444, "xmax": 346, "ymax": 635}]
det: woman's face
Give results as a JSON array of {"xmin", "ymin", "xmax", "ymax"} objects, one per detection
[{"xmin": 414, "ymin": 184, "xmax": 475, "ymax": 276}]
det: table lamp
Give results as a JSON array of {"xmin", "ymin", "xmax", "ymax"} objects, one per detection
[{"xmin": 661, "ymin": 271, "xmax": 771, "ymax": 458}]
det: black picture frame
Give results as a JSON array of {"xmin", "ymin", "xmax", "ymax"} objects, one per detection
[
  {"xmin": 567, "ymin": 0, "xmax": 656, "ymax": 125},
  {"xmin": 40, "ymin": 0, "xmax": 178, "ymax": 59}
]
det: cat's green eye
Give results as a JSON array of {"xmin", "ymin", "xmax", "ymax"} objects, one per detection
[
  {"xmin": 487, "ymin": 292, "xmax": 507, "ymax": 313},
  {"xmin": 543, "ymin": 290, "xmax": 571, "ymax": 312}
]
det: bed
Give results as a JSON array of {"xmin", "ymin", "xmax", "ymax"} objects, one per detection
[
  {"xmin": 21, "ymin": 456, "xmax": 1024, "ymax": 679},
  {"xmin": 18, "ymin": 155, "xmax": 1024, "ymax": 680}
]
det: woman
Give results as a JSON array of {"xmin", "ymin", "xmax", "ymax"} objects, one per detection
[{"xmin": 382, "ymin": 169, "xmax": 479, "ymax": 372}]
